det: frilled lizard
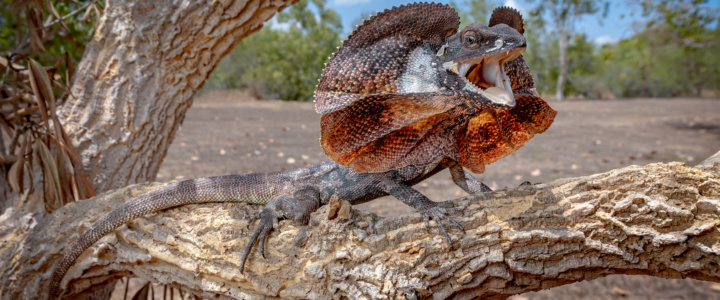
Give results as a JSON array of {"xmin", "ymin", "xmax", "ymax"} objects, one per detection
[{"xmin": 49, "ymin": 3, "xmax": 556, "ymax": 298}]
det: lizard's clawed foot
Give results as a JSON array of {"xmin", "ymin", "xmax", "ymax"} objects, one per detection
[
  {"xmin": 240, "ymin": 207, "xmax": 279, "ymax": 273},
  {"xmin": 419, "ymin": 201, "xmax": 464, "ymax": 246}
]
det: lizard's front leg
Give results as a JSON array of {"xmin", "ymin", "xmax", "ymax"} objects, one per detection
[
  {"xmin": 448, "ymin": 162, "xmax": 492, "ymax": 194},
  {"xmin": 240, "ymin": 185, "xmax": 320, "ymax": 272},
  {"xmin": 378, "ymin": 178, "xmax": 463, "ymax": 246}
]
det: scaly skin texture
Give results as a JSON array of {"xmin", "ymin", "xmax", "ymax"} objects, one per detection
[
  {"xmin": 49, "ymin": 160, "xmax": 487, "ymax": 298},
  {"xmin": 49, "ymin": 4, "xmax": 556, "ymax": 298},
  {"xmin": 316, "ymin": 4, "xmax": 556, "ymax": 174}
]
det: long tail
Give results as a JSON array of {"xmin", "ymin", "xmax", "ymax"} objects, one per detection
[{"xmin": 48, "ymin": 172, "xmax": 289, "ymax": 298}]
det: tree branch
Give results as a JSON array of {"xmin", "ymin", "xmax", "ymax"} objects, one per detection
[
  {"xmin": 2, "ymin": 157, "xmax": 719, "ymax": 299},
  {"xmin": 57, "ymin": 0, "xmax": 300, "ymax": 194}
]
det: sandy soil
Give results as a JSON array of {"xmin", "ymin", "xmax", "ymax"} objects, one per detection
[{"xmin": 153, "ymin": 90, "xmax": 720, "ymax": 299}]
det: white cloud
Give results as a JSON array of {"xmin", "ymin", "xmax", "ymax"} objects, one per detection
[
  {"xmin": 594, "ymin": 35, "xmax": 620, "ymax": 45},
  {"xmin": 332, "ymin": 0, "xmax": 372, "ymax": 6}
]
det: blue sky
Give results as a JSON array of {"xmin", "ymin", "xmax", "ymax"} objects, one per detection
[{"xmin": 322, "ymin": 0, "xmax": 720, "ymax": 45}]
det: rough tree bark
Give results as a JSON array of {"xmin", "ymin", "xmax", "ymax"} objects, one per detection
[
  {"xmin": 2, "ymin": 156, "xmax": 718, "ymax": 299},
  {"xmin": 58, "ymin": 0, "xmax": 299, "ymax": 193},
  {"xmin": 2, "ymin": 0, "xmax": 718, "ymax": 298},
  {"xmin": 0, "ymin": 0, "xmax": 297, "ymax": 298},
  {"xmin": 1, "ymin": 0, "xmax": 300, "ymax": 207}
]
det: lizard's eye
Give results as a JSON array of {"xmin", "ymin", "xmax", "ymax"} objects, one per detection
[{"xmin": 462, "ymin": 31, "xmax": 479, "ymax": 48}]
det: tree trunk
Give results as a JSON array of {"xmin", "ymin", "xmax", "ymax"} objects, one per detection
[
  {"xmin": 556, "ymin": 29, "xmax": 568, "ymax": 101},
  {"xmin": 57, "ymin": 0, "xmax": 298, "ymax": 194},
  {"xmin": 2, "ymin": 155, "xmax": 719, "ymax": 299},
  {"xmin": 0, "ymin": 0, "xmax": 297, "ymax": 298},
  {"xmin": 1, "ymin": 0, "xmax": 299, "ymax": 199},
  {"xmin": 640, "ymin": 43, "xmax": 651, "ymax": 98}
]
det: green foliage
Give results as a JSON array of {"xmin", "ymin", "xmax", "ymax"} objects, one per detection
[
  {"xmin": 586, "ymin": 0, "xmax": 720, "ymax": 98},
  {"xmin": 205, "ymin": 0, "xmax": 341, "ymax": 101},
  {"xmin": 636, "ymin": 0, "xmax": 719, "ymax": 97},
  {"xmin": 527, "ymin": 0, "xmax": 609, "ymax": 100},
  {"xmin": 0, "ymin": 3, "xmax": 17, "ymax": 52},
  {"xmin": 520, "ymin": 9, "xmax": 555, "ymax": 96},
  {"xmin": 448, "ymin": 0, "xmax": 496, "ymax": 27},
  {"xmin": 204, "ymin": 0, "xmax": 719, "ymax": 100},
  {"xmin": 530, "ymin": 0, "xmax": 608, "ymax": 29},
  {"xmin": 595, "ymin": 38, "xmax": 646, "ymax": 97},
  {"xmin": 0, "ymin": 1, "xmax": 99, "ymax": 65},
  {"xmin": 563, "ymin": 34, "xmax": 603, "ymax": 97}
]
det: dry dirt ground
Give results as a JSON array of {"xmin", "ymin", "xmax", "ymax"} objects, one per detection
[{"xmin": 153, "ymin": 90, "xmax": 720, "ymax": 299}]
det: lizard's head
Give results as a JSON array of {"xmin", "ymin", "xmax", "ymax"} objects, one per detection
[{"xmin": 439, "ymin": 6, "xmax": 526, "ymax": 107}]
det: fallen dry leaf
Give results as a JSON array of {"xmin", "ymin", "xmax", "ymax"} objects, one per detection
[
  {"xmin": 709, "ymin": 283, "xmax": 720, "ymax": 292},
  {"xmin": 612, "ymin": 286, "xmax": 629, "ymax": 296}
]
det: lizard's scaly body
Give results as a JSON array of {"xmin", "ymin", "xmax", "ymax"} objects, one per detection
[
  {"xmin": 50, "ymin": 160, "xmax": 475, "ymax": 297},
  {"xmin": 49, "ymin": 4, "xmax": 556, "ymax": 298}
]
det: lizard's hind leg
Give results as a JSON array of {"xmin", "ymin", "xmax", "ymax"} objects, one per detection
[{"xmin": 240, "ymin": 185, "xmax": 320, "ymax": 273}]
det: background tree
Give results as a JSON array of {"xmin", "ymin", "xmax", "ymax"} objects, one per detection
[
  {"xmin": 636, "ymin": 0, "xmax": 719, "ymax": 97},
  {"xmin": 528, "ymin": 0, "xmax": 607, "ymax": 101},
  {"xmin": 449, "ymin": 0, "xmax": 495, "ymax": 27},
  {"xmin": 205, "ymin": 0, "xmax": 341, "ymax": 101}
]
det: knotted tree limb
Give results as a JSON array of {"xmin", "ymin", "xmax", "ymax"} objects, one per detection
[{"xmin": 2, "ymin": 157, "xmax": 719, "ymax": 299}]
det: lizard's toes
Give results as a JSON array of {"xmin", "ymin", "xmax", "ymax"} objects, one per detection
[
  {"xmin": 419, "ymin": 202, "xmax": 464, "ymax": 246},
  {"xmin": 240, "ymin": 208, "xmax": 277, "ymax": 273}
]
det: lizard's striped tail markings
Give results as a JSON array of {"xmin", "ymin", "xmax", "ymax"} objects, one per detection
[{"xmin": 48, "ymin": 172, "xmax": 287, "ymax": 299}]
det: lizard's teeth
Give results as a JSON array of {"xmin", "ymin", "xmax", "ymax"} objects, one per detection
[
  {"xmin": 481, "ymin": 58, "xmax": 515, "ymax": 106},
  {"xmin": 482, "ymin": 58, "xmax": 500, "ymax": 86},
  {"xmin": 453, "ymin": 51, "xmax": 516, "ymax": 107},
  {"xmin": 495, "ymin": 66, "xmax": 505, "ymax": 90},
  {"xmin": 458, "ymin": 62, "xmax": 472, "ymax": 78},
  {"xmin": 501, "ymin": 64, "xmax": 514, "ymax": 95}
]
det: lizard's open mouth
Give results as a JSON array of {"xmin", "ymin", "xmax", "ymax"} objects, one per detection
[{"xmin": 444, "ymin": 47, "xmax": 524, "ymax": 107}]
